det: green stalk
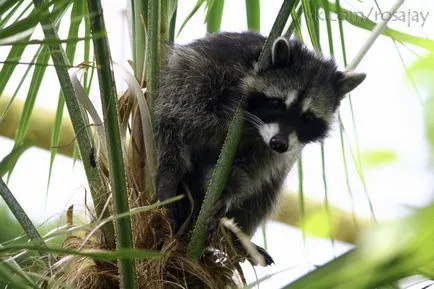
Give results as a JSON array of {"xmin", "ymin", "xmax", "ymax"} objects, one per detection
[
  {"xmin": 245, "ymin": 0, "xmax": 260, "ymax": 32},
  {"xmin": 320, "ymin": 144, "xmax": 335, "ymax": 253},
  {"xmin": 301, "ymin": 0, "xmax": 320, "ymax": 50},
  {"xmin": 320, "ymin": 0, "xmax": 335, "ymax": 253},
  {"xmin": 143, "ymin": 0, "xmax": 161, "ymax": 199},
  {"xmin": 321, "ymin": 0, "xmax": 334, "ymax": 56},
  {"xmin": 0, "ymin": 244, "xmax": 160, "ymax": 260},
  {"xmin": 31, "ymin": 0, "xmax": 114, "ymax": 248},
  {"xmin": 163, "ymin": 1, "xmax": 178, "ymax": 37},
  {"xmin": 168, "ymin": 6, "xmax": 177, "ymax": 43},
  {"xmin": 0, "ymin": 178, "xmax": 47, "ymax": 256},
  {"xmin": 312, "ymin": 1, "xmax": 320, "ymax": 46},
  {"xmin": 335, "ymin": 0, "xmax": 360, "ymax": 227},
  {"xmin": 188, "ymin": 95, "xmax": 245, "ymax": 260},
  {"xmin": 146, "ymin": 0, "xmax": 160, "ymax": 110},
  {"xmin": 284, "ymin": 3, "xmax": 302, "ymax": 39},
  {"xmin": 83, "ymin": 7, "xmax": 92, "ymax": 92},
  {"xmin": 188, "ymin": 0, "xmax": 298, "ymax": 261},
  {"xmin": 160, "ymin": 0, "xmax": 169, "ymax": 51},
  {"xmin": 161, "ymin": 0, "xmax": 177, "ymax": 54},
  {"xmin": 128, "ymin": 0, "xmax": 147, "ymax": 81},
  {"xmin": 256, "ymin": 0, "xmax": 297, "ymax": 70},
  {"xmin": 86, "ymin": 1, "xmax": 136, "ymax": 288},
  {"xmin": 48, "ymin": 0, "xmax": 84, "ymax": 193},
  {"xmin": 338, "ymin": 117, "xmax": 359, "ymax": 230},
  {"xmin": 335, "ymin": 0, "xmax": 347, "ymax": 65},
  {"xmin": 297, "ymin": 156, "xmax": 306, "ymax": 244},
  {"xmin": 205, "ymin": 0, "xmax": 225, "ymax": 33},
  {"xmin": 206, "ymin": 0, "xmax": 224, "ymax": 33}
]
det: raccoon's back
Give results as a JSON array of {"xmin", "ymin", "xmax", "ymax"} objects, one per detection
[
  {"xmin": 155, "ymin": 32, "xmax": 266, "ymax": 138},
  {"xmin": 179, "ymin": 32, "xmax": 266, "ymax": 67},
  {"xmin": 160, "ymin": 32, "xmax": 266, "ymax": 98}
]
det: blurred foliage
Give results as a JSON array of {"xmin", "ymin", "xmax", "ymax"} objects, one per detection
[
  {"xmin": 283, "ymin": 203, "xmax": 434, "ymax": 289},
  {"xmin": 274, "ymin": 193, "xmax": 369, "ymax": 244},
  {"xmin": 0, "ymin": 204, "xmax": 24, "ymax": 243},
  {"xmin": 0, "ymin": 204, "xmax": 25, "ymax": 288},
  {"xmin": 425, "ymin": 96, "xmax": 434, "ymax": 163},
  {"xmin": 360, "ymin": 149, "xmax": 398, "ymax": 169},
  {"xmin": 408, "ymin": 53, "xmax": 434, "ymax": 163},
  {"xmin": 0, "ymin": 203, "xmax": 72, "ymax": 288}
]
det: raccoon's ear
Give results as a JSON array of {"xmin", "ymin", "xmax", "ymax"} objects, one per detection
[
  {"xmin": 272, "ymin": 37, "xmax": 290, "ymax": 66},
  {"xmin": 337, "ymin": 71, "xmax": 366, "ymax": 97}
]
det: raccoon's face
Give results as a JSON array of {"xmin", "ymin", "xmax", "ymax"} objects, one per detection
[{"xmin": 243, "ymin": 37, "xmax": 366, "ymax": 153}]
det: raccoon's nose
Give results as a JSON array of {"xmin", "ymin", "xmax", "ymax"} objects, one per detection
[{"xmin": 270, "ymin": 136, "xmax": 288, "ymax": 153}]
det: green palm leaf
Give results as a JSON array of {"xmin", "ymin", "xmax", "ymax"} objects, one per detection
[{"xmin": 47, "ymin": 0, "xmax": 85, "ymax": 194}]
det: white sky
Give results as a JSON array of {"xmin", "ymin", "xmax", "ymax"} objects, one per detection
[{"xmin": 1, "ymin": 0, "xmax": 434, "ymax": 287}]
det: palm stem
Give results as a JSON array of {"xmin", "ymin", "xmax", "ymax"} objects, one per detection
[
  {"xmin": 245, "ymin": 0, "xmax": 260, "ymax": 32},
  {"xmin": 146, "ymin": 0, "xmax": 160, "ymax": 111},
  {"xmin": 206, "ymin": 0, "xmax": 224, "ymax": 33},
  {"xmin": 86, "ymin": 0, "xmax": 136, "ymax": 288}
]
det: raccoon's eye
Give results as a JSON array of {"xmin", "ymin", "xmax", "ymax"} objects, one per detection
[
  {"xmin": 269, "ymin": 98, "xmax": 284, "ymax": 110},
  {"xmin": 301, "ymin": 112, "xmax": 316, "ymax": 124},
  {"xmin": 297, "ymin": 111, "xmax": 328, "ymax": 143}
]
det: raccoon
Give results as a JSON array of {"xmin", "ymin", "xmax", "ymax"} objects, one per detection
[{"xmin": 154, "ymin": 32, "xmax": 365, "ymax": 264}]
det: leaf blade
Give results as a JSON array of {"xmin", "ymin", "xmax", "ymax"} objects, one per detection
[
  {"xmin": 47, "ymin": 0, "xmax": 84, "ymax": 195},
  {"xmin": 245, "ymin": 0, "xmax": 260, "ymax": 32}
]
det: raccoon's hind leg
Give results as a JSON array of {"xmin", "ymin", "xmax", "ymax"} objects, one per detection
[
  {"xmin": 155, "ymin": 115, "xmax": 190, "ymax": 196},
  {"xmin": 156, "ymin": 162, "xmax": 182, "ymax": 201},
  {"xmin": 156, "ymin": 151, "xmax": 194, "ymax": 232},
  {"xmin": 154, "ymin": 120, "xmax": 194, "ymax": 232},
  {"xmin": 219, "ymin": 177, "xmax": 281, "ymax": 266},
  {"xmin": 225, "ymin": 192, "xmax": 276, "ymax": 237}
]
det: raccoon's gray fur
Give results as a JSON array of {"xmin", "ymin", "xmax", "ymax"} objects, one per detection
[{"xmin": 154, "ymin": 32, "xmax": 365, "ymax": 263}]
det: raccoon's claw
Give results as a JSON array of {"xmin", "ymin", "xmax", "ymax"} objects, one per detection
[
  {"xmin": 253, "ymin": 244, "xmax": 274, "ymax": 266},
  {"xmin": 233, "ymin": 239, "xmax": 274, "ymax": 266}
]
